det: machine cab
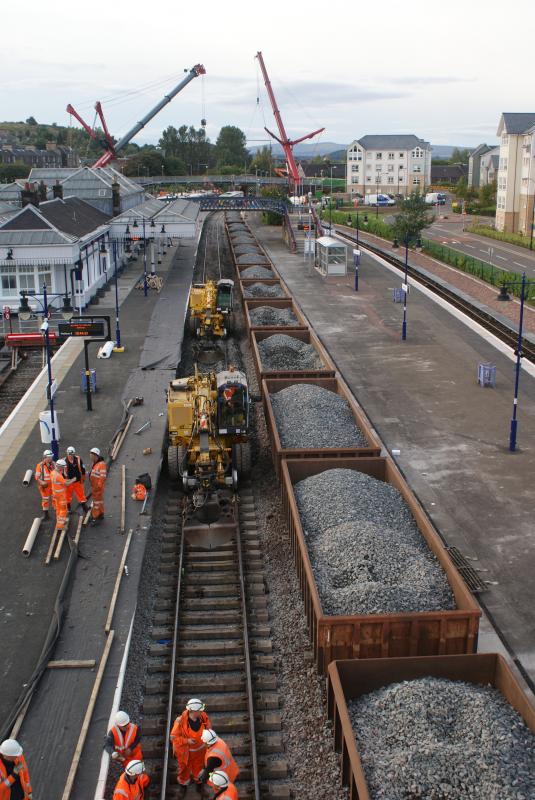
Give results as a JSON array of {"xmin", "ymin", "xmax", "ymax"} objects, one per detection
[
  {"xmin": 216, "ymin": 369, "xmax": 249, "ymax": 434},
  {"xmin": 216, "ymin": 279, "xmax": 234, "ymax": 313}
]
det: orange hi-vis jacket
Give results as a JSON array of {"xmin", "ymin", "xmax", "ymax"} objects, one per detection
[
  {"xmin": 110, "ymin": 723, "xmax": 142, "ymax": 764},
  {"xmin": 35, "ymin": 459, "xmax": 54, "ymax": 487},
  {"xmin": 170, "ymin": 710, "xmax": 211, "ymax": 765},
  {"xmin": 51, "ymin": 469, "xmax": 68, "ymax": 506},
  {"xmin": 205, "ymin": 738, "xmax": 239, "ymax": 783},
  {"xmin": 89, "ymin": 458, "xmax": 107, "ymax": 490},
  {"xmin": 213, "ymin": 782, "xmax": 238, "ymax": 800},
  {"xmin": 112, "ymin": 772, "xmax": 149, "ymax": 800},
  {"xmin": 0, "ymin": 754, "xmax": 32, "ymax": 800}
]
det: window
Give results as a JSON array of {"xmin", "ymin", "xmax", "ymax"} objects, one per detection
[
  {"xmin": 351, "ymin": 164, "xmax": 359, "ymax": 172},
  {"xmin": 413, "ymin": 165, "xmax": 421, "ymax": 173},
  {"xmin": 387, "ymin": 176, "xmax": 394, "ymax": 184},
  {"xmin": 502, "ymin": 134, "xmax": 509, "ymax": 145},
  {"xmin": 375, "ymin": 152, "xmax": 382, "ymax": 160},
  {"xmin": 351, "ymin": 176, "xmax": 360, "ymax": 184},
  {"xmin": 376, "ymin": 166, "xmax": 381, "ymax": 173},
  {"xmin": 366, "ymin": 176, "xmax": 372, "ymax": 182},
  {"xmin": 499, "ymin": 157, "xmax": 508, "ymax": 171},
  {"xmin": 37, "ymin": 266, "xmax": 51, "ymax": 290},
  {"xmin": 348, "ymin": 148, "xmax": 362, "ymax": 161},
  {"xmin": 498, "ymin": 177, "xmax": 507, "ymax": 190},
  {"xmin": 399, "ymin": 153, "xmax": 405, "ymax": 158},
  {"xmin": 412, "ymin": 147, "xmax": 424, "ymax": 158},
  {"xmin": 388, "ymin": 152, "xmax": 395, "ymax": 160},
  {"xmin": 1, "ymin": 266, "xmax": 17, "ymax": 296},
  {"xmin": 18, "ymin": 265, "xmax": 35, "ymax": 292},
  {"xmin": 412, "ymin": 177, "xmax": 420, "ymax": 185},
  {"xmin": 98, "ymin": 189, "xmax": 107, "ymax": 197},
  {"xmin": 387, "ymin": 165, "xmax": 394, "ymax": 172},
  {"xmin": 398, "ymin": 164, "xmax": 404, "ymax": 170}
]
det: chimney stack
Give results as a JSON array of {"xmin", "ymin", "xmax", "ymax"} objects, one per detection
[
  {"xmin": 111, "ymin": 180, "xmax": 121, "ymax": 216},
  {"xmin": 53, "ymin": 180, "xmax": 63, "ymax": 200},
  {"xmin": 21, "ymin": 182, "xmax": 40, "ymax": 208}
]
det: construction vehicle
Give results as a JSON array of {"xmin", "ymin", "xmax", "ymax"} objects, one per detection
[
  {"xmin": 166, "ymin": 366, "xmax": 250, "ymax": 497},
  {"xmin": 189, "ymin": 279, "xmax": 234, "ymax": 340}
]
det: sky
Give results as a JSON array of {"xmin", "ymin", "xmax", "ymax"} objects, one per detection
[{"xmin": 1, "ymin": 0, "xmax": 532, "ymax": 152}]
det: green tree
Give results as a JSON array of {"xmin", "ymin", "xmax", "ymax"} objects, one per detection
[
  {"xmin": 455, "ymin": 176, "xmax": 477, "ymax": 201},
  {"xmin": 0, "ymin": 162, "xmax": 30, "ymax": 181},
  {"xmin": 159, "ymin": 125, "xmax": 180, "ymax": 157},
  {"xmin": 164, "ymin": 155, "xmax": 187, "ymax": 175},
  {"xmin": 215, "ymin": 126, "xmax": 249, "ymax": 169},
  {"xmin": 260, "ymin": 185, "xmax": 287, "ymax": 225},
  {"xmin": 250, "ymin": 145, "xmax": 273, "ymax": 173},
  {"xmin": 392, "ymin": 192, "xmax": 434, "ymax": 243},
  {"xmin": 450, "ymin": 147, "xmax": 471, "ymax": 164},
  {"xmin": 25, "ymin": 116, "xmax": 37, "ymax": 126},
  {"xmin": 122, "ymin": 150, "xmax": 165, "ymax": 177},
  {"xmin": 479, "ymin": 180, "xmax": 496, "ymax": 205}
]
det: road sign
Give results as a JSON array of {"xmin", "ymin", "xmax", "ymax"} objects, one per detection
[
  {"xmin": 58, "ymin": 321, "xmax": 106, "ymax": 338},
  {"xmin": 3, "ymin": 305, "xmax": 10, "ymax": 320}
]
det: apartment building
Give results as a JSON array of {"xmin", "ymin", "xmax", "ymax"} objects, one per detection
[
  {"xmin": 495, "ymin": 113, "xmax": 535, "ymax": 233},
  {"xmin": 346, "ymin": 135, "xmax": 431, "ymax": 197}
]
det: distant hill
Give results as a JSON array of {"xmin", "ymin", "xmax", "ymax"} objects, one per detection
[{"xmin": 249, "ymin": 141, "xmax": 347, "ymax": 157}]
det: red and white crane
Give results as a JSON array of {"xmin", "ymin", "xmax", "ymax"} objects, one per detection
[
  {"xmin": 255, "ymin": 51, "xmax": 324, "ymax": 193},
  {"xmin": 66, "ymin": 64, "xmax": 206, "ymax": 169}
]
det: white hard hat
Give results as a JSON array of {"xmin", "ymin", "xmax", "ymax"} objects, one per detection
[
  {"xmin": 125, "ymin": 760, "xmax": 144, "ymax": 777},
  {"xmin": 186, "ymin": 698, "xmax": 205, "ymax": 712},
  {"xmin": 43, "ymin": 450, "xmax": 53, "ymax": 458},
  {"xmin": 56, "ymin": 458, "xmax": 67, "ymax": 467},
  {"xmin": 209, "ymin": 770, "xmax": 229, "ymax": 789},
  {"xmin": 0, "ymin": 739, "xmax": 23, "ymax": 757},
  {"xmin": 115, "ymin": 710, "xmax": 130, "ymax": 726},
  {"xmin": 201, "ymin": 728, "xmax": 218, "ymax": 746},
  {"xmin": 90, "ymin": 447, "xmax": 101, "ymax": 456},
  {"xmin": 66, "ymin": 446, "xmax": 76, "ymax": 454}
]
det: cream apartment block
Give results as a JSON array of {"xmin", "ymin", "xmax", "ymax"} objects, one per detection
[
  {"xmin": 346, "ymin": 135, "xmax": 432, "ymax": 197},
  {"xmin": 495, "ymin": 113, "xmax": 535, "ymax": 234}
]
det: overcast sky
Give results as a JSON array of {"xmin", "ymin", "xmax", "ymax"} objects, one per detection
[{"xmin": 1, "ymin": 0, "xmax": 532, "ymax": 151}]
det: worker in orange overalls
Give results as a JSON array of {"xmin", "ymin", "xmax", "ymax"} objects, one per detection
[
  {"xmin": 34, "ymin": 449, "xmax": 54, "ymax": 519},
  {"xmin": 64, "ymin": 446, "xmax": 89, "ymax": 513},
  {"xmin": 51, "ymin": 459, "xmax": 76, "ymax": 531},
  {"xmin": 200, "ymin": 729, "xmax": 239, "ymax": 787},
  {"xmin": 0, "ymin": 738, "xmax": 32, "ymax": 800},
  {"xmin": 112, "ymin": 760, "xmax": 149, "ymax": 800},
  {"xmin": 105, "ymin": 711, "xmax": 143, "ymax": 767},
  {"xmin": 89, "ymin": 447, "xmax": 107, "ymax": 525},
  {"xmin": 170, "ymin": 698, "xmax": 212, "ymax": 798},
  {"xmin": 206, "ymin": 770, "xmax": 238, "ymax": 799}
]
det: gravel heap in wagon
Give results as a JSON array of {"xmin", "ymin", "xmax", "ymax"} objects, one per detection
[
  {"xmin": 293, "ymin": 468, "xmax": 456, "ymax": 615},
  {"xmin": 349, "ymin": 677, "xmax": 535, "ymax": 800},
  {"xmin": 270, "ymin": 384, "xmax": 367, "ymax": 448},
  {"xmin": 249, "ymin": 306, "xmax": 300, "ymax": 328},
  {"xmin": 243, "ymin": 283, "xmax": 286, "ymax": 298},
  {"xmin": 240, "ymin": 266, "xmax": 275, "ymax": 279},
  {"xmin": 257, "ymin": 334, "xmax": 323, "ymax": 371}
]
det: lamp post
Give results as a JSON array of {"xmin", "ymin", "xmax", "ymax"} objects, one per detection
[
  {"xmin": 329, "ymin": 166, "xmax": 334, "ymax": 233},
  {"xmin": 376, "ymin": 174, "xmax": 380, "ymax": 217},
  {"xmin": 111, "ymin": 240, "xmax": 122, "ymax": 349},
  {"xmin": 496, "ymin": 273, "xmax": 535, "ymax": 451},
  {"xmin": 392, "ymin": 233, "xmax": 422, "ymax": 340},
  {"xmin": 18, "ymin": 285, "xmax": 74, "ymax": 459}
]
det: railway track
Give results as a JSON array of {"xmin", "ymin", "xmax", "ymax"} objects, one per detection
[
  {"xmin": 0, "ymin": 349, "xmax": 44, "ymax": 425},
  {"xmin": 140, "ymin": 483, "xmax": 288, "ymax": 799},
  {"xmin": 334, "ymin": 227, "xmax": 535, "ymax": 364}
]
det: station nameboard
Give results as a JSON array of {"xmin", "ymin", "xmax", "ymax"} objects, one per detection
[{"xmin": 58, "ymin": 321, "xmax": 106, "ymax": 338}]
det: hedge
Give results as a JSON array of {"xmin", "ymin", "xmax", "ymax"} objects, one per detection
[{"xmin": 465, "ymin": 224, "xmax": 534, "ymax": 250}]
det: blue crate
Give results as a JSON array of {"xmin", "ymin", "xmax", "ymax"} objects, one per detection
[
  {"xmin": 81, "ymin": 369, "xmax": 97, "ymax": 393},
  {"xmin": 477, "ymin": 362, "xmax": 496, "ymax": 388},
  {"xmin": 393, "ymin": 287, "xmax": 404, "ymax": 303}
]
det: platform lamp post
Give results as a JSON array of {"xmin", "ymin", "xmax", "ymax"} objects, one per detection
[
  {"xmin": 392, "ymin": 234, "xmax": 422, "ymax": 340},
  {"xmin": 132, "ymin": 218, "xmax": 148, "ymax": 296},
  {"xmin": 111, "ymin": 240, "xmax": 122, "ymax": 350},
  {"xmin": 18, "ymin": 285, "xmax": 74, "ymax": 459},
  {"xmin": 496, "ymin": 273, "xmax": 535, "ymax": 451}
]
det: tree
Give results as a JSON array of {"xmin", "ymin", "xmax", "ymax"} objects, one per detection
[
  {"xmin": 479, "ymin": 180, "xmax": 496, "ymax": 206},
  {"xmin": 392, "ymin": 192, "xmax": 434, "ymax": 243},
  {"xmin": 0, "ymin": 162, "xmax": 30, "ymax": 181},
  {"xmin": 122, "ymin": 150, "xmax": 165, "ymax": 177},
  {"xmin": 260, "ymin": 186, "xmax": 287, "ymax": 226},
  {"xmin": 455, "ymin": 176, "xmax": 477, "ymax": 201},
  {"xmin": 250, "ymin": 145, "xmax": 273, "ymax": 173},
  {"xmin": 215, "ymin": 126, "xmax": 249, "ymax": 169},
  {"xmin": 450, "ymin": 147, "xmax": 471, "ymax": 164},
  {"xmin": 159, "ymin": 125, "xmax": 180, "ymax": 157},
  {"xmin": 25, "ymin": 116, "xmax": 37, "ymax": 125},
  {"xmin": 159, "ymin": 125, "xmax": 212, "ymax": 172},
  {"xmin": 164, "ymin": 155, "xmax": 186, "ymax": 175}
]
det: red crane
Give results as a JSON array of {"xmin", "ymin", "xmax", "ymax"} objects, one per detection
[
  {"xmin": 67, "ymin": 64, "xmax": 206, "ymax": 169},
  {"xmin": 255, "ymin": 51, "xmax": 325, "ymax": 193}
]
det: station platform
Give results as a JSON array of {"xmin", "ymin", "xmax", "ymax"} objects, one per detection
[
  {"xmin": 0, "ymin": 233, "xmax": 198, "ymax": 798},
  {"xmin": 249, "ymin": 217, "xmax": 535, "ymax": 691}
]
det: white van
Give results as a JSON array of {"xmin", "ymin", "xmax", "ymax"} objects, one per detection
[
  {"xmin": 364, "ymin": 193, "xmax": 395, "ymax": 207},
  {"xmin": 425, "ymin": 192, "xmax": 447, "ymax": 205}
]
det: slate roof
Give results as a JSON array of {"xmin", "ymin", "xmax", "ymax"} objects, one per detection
[
  {"xmin": 500, "ymin": 113, "xmax": 535, "ymax": 134},
  {"xmin": 430, "ymin": 164, "xmax": 468, "ymax": 180},
  {"xmin": 38, "ymin": 197, "xmax": 110, "ymax": 237},
  {"xmin": 0, "ymin": 197, "xmax": 110, "ymax": 244},
  {"xmin": 352, "ymin": 135, "xmax": 431, "ymax": 151},
  {"xmin": 28, "ymin": 166, "xmax": 143, "ymax": 197}
]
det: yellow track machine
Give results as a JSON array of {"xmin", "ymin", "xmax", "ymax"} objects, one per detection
[{"xmin": 188, "ymin": 279, "xmax": 234, "ymax": 340}]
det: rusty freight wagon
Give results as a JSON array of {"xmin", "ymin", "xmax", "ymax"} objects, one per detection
[
  {"xmin": 251, "ymin": 329, "xmax": 336, "ymax": 382},
  {"xmin": 326, "ymin": 653, "xmax": 535, "ymax": 799},
  {"xmin": 262, "ymin": 377, "xmax": 382, "ymax": 479},
  {"xmin": 280, "ymin": 457, "xmax": 480, "ymax": 673}
]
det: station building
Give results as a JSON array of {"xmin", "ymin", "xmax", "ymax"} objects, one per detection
[{"xmin": 495, "ymin": 112, "xmax": 535, "ymax": 234}]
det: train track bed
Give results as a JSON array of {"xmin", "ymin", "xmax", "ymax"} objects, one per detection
[
  {"xmin": 0, "ymin": 349, "xmax": 43, "ymax": 425},
  {"xmin": 116, "ymin": 213, "xmax": 347, "ymax": 798}
]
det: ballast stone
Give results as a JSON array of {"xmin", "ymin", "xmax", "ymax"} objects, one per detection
[
  {"xmin": 349, "ymin": 677, "xmax": 535, "ymax": 800},
  {"xmin": 257, "ymin": 334, "xmax": 323, "ymax": 371},
  {"xmin": 243, "ymin": 283, "xmax": 286, "ymax": 298},
  {"xmin": 270, "ymin": 383, "xmax": 368, "ymax": 449},
  {"xmin": 240, "ymin": 265, "xmax": 275, "ymax": 279},
  {"xmin": 249, "ymin": 306, "xmax": 299, "ymax": 328},
  {"xmin": 294, "ymin": 468, "xmax": 455, "ymax": 614}
]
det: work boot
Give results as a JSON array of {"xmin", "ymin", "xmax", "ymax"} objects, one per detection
[
  {"xmin": 82, "ymin": 502, "xmax": 89, "ymax": 513},
  {"xmin": 200, "ymin": 785, "xmax": 211, "ymax": 799},
  {"xmin": 176, "ymin": 786, "xmax": 187, "ymax": 799},
  {"xmin": 43, "ymin": 510, "xmax": 49, "ymax": 520}
]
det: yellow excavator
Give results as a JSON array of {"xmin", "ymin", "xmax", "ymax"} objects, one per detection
[
  {"xmin": 188, "ymin": 279, "xmax": 234, "ymax": 340},
  {"xmin": 167, "ymin": 366, "xmax": 250, "ymax": 512}
]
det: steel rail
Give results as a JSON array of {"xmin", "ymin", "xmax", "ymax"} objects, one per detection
[
  {"xmin": 335, "ymin": 228, "xmax": 535, "ymax": 364},
  {"xmin": 160, "ymin": 516, "xmax": 186, "ymax": 800},
  {"xmin": 234, "ymin": 501, "xmax": 262, "ymax": 800}
]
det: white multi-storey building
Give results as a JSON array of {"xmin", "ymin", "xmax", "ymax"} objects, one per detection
[
  {"xmin": 346, "ymin": 135, "xmax": 431, "ymax": 198},
  {"xmin": 495, "ymin": 113, "xmax": 535, "ymax": 234}
]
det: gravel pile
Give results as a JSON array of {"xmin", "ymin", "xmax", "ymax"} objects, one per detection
[
  {"xmin": 349, "ymin": 677, "xmax": 535, "ymax": 800},
  {"xmin": 234, "ymin": 244, "xmax": 259, "ymax": 254},
  {"xmin": 293, "ymin": 468, "xmax": 455, "ymax": 615},
  {"xmin": 237, "ymin": 253, "xmax": 270, "ymax": 265},
  {"xmin": 243, "ymin": 282, "xmax": 285, "ymax": 298},
  {"xmin": 257, "ymin": 334, "xmax": 323, "ymax": 371},
  {"xmin": 270, "ymin": 384, "xmax": 367, "ymax": 448},
  {"xmin": 249, "ymin": 305, "xmax": 300, "ymax": 327},
  {"xmin": 240, "ymin": 265, "xmax": 275, "ymax": 279}
]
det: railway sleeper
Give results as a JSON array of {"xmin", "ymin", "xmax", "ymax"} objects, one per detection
[
  {"xmin": 142, "ymin": 731, "xmax": 283, "ymax": 758},
  {"xmin": 164, "ymin": 786, "xmax": 290, "ymax": 800},
  {"xmin": 149, "ymin": 760, "xmax": 288, "ymax": 782}
]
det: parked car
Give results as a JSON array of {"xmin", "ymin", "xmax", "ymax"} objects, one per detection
[{"xmin": 364, "ymin": 193, "xmax": 395, "ymax": 207}]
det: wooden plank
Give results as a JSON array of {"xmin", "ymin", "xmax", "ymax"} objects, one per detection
[
  {"xmin": 45, "ymin": 525, "xmax": 60, "ymax": 565},
  {"xmin": 104, "ymin": 529, "xmax": 133, "ymax": 634},
  {"xmin": 120, "ymin": 464, "xmax": 126, "ymax": 534},
  {"xmin": 74, "ymin": 515, "xmax": 83, "ymax": 545},
  {"xmin": 82, "ymin": 508, "xmax": 92, "ymax": 527},
  {"xmin": 54, "ymin": 526, "xmax": 68, "ymax": 560},
  {"xmin": 111, "ymin": 415, "xmax": 133, "ymax": 461},
  {"xmin": 48, "ymin": 659, "xmax": 96, "ymax": 669},
  {"xmin": 61, "ymin": 630, "xmax": 115, "ymax": 800}
]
